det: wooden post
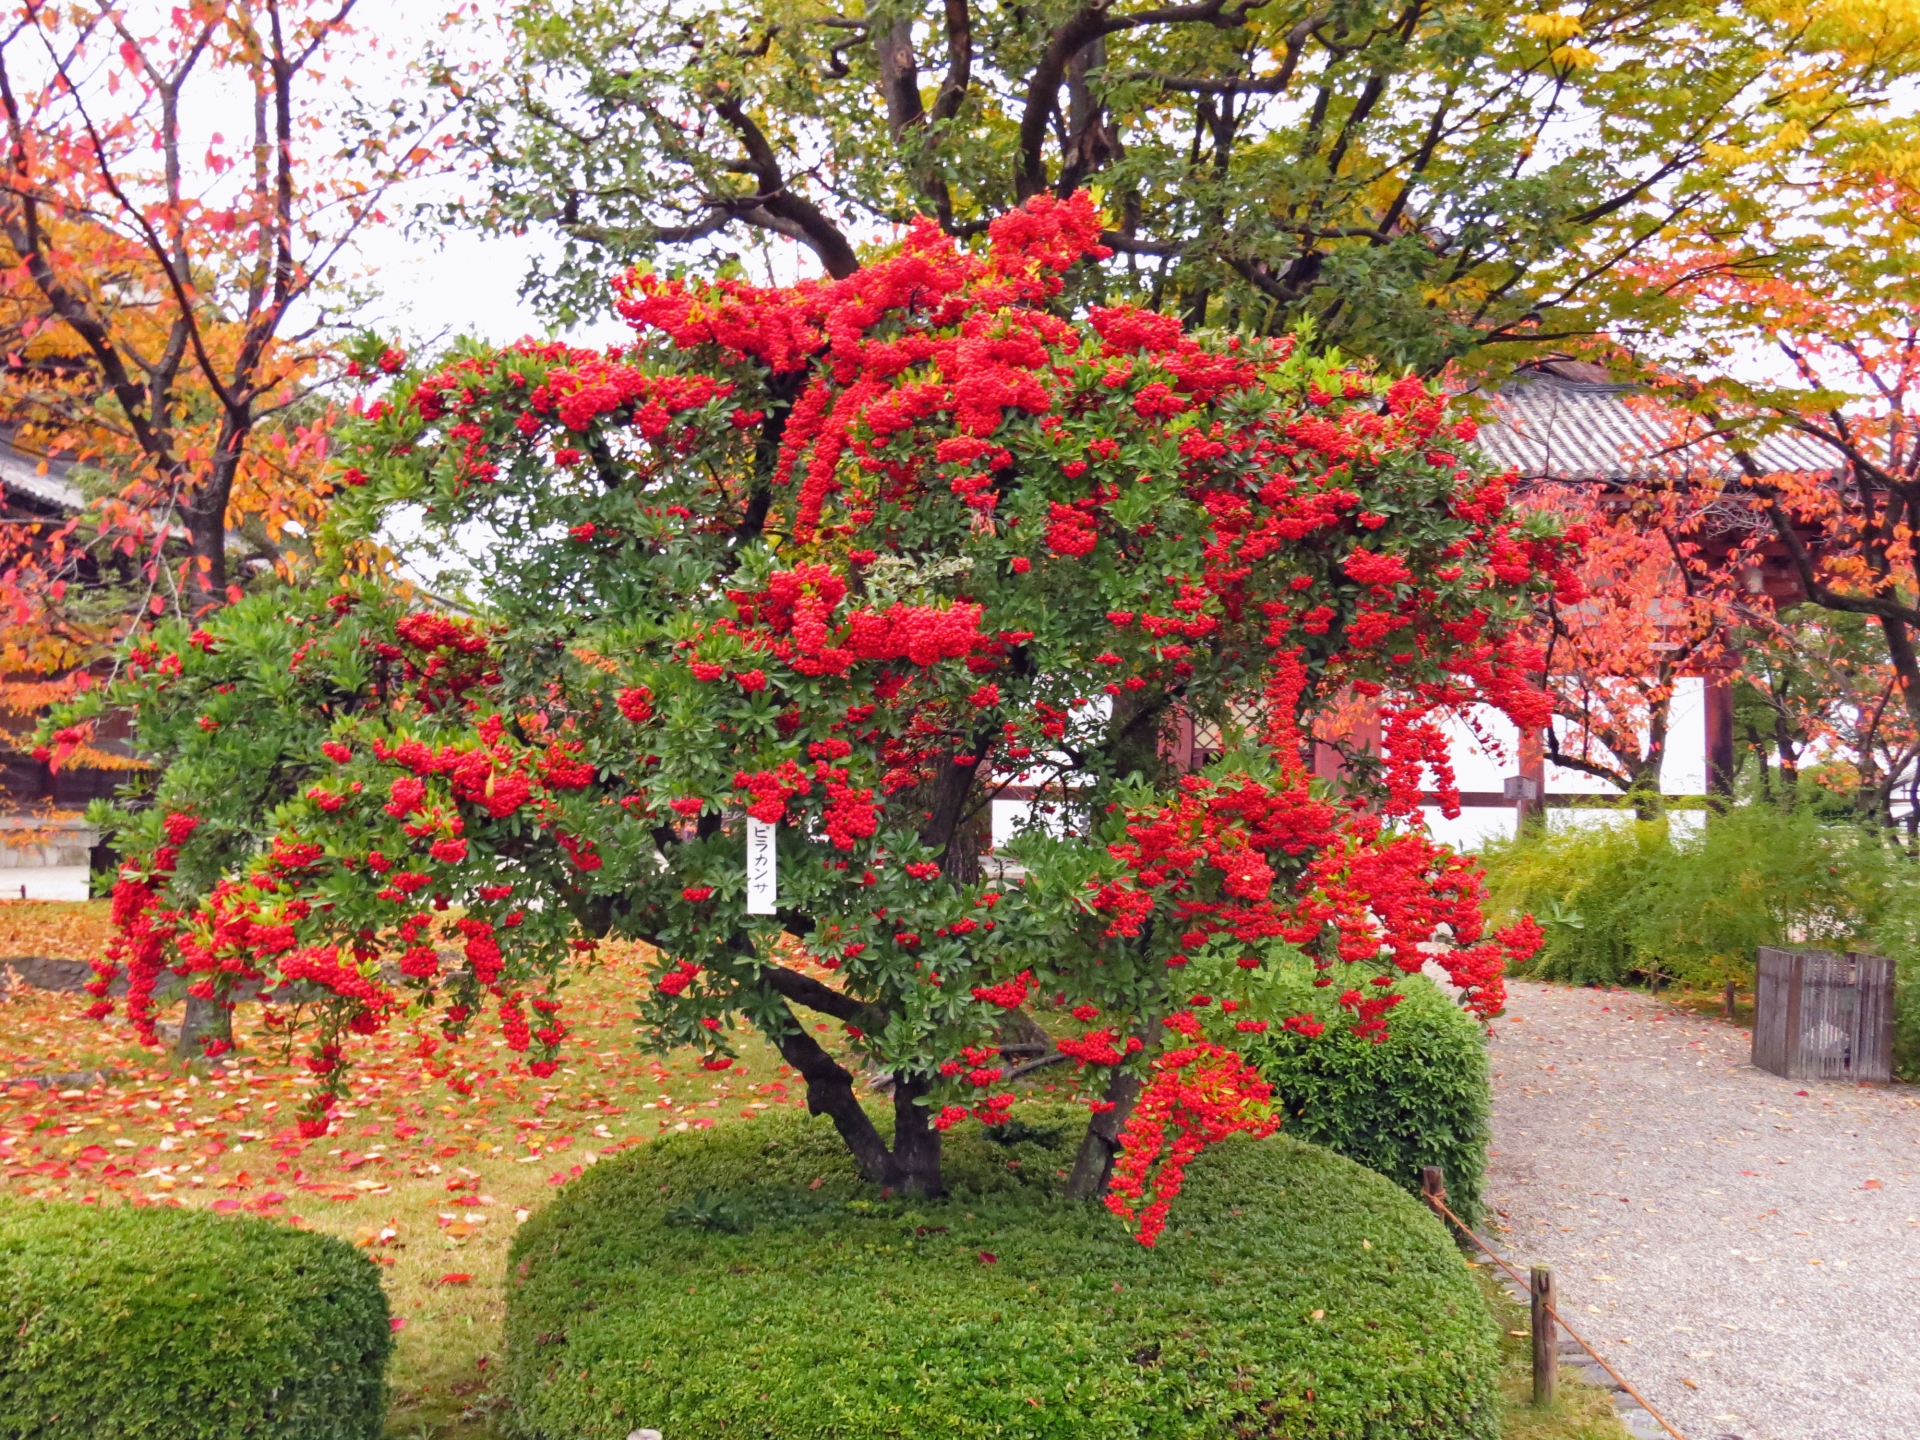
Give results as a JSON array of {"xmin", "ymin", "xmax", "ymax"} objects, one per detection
[
  {"xmin": 1164, "ymin": 709, "xmax": 1196, "ymax": 773},
  {"xmin": 1724, "ymin": 978, "xmax": 1737, "ymax": 1022},
  {"xmin": 1419, "ymin": 1165, "xmax": 1447, "ymax": 1223},
  {"xmin": 1517, "ymin": 719, "xmax": 1547, "ymax": 835},
  {"xmin": 1530, "ymin": 1265, "xmax": 1557, "ymax": 1407},
  {"xmin": 1783, "ymin": 949, "xmax": 1806, "ymax": 1078},
  {"xmin": 1705, "ymin": 669, "xmax": 1736, "ymax": 807}
]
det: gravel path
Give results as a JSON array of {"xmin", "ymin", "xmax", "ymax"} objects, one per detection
[{"xmin": 1482, "ymin": 980, "xmax": 1920, "ymax": 1440}]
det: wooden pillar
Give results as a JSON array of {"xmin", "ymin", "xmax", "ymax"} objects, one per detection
[
  {"xmin": 1516, "ymin": 723, "xmax": 1547, "ymax": 835},
  {"xmin": 1163, "ymin": 709, "xmax": 1196, "ymax": 774},
  {"xmin": 1705, "ymin": 669, "xmax": 1736, "ymax": 802},
  {"xmin": 1530, "ymin": 1265, "xmax": 1557, "ymax": 1407},
  {"xmin": 1312, "ymin": 738, "xmax": 1342, "ymax": 784},
  {"xmin": 1312, "ymin": 693, "xmax": 1379, "ymax": 796}
]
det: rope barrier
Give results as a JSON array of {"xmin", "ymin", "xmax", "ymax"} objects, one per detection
[{"xmin": 1426, "ymin": 1190, "xmax": 1689, "ymax": 1440}]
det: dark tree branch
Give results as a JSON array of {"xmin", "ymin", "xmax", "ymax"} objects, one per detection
[
  {"xmin": 1016, "ymin": 0, "xmax": 1260, "ymax": 200},
  {"xmin": 759, "ymin": 963, "xmax": 883, "ymax": 1028},
  {"xmin": 751, "ymin": 991, "xmax": 891, "ymax": 1183},
  {"xmin": 712, "ymin": 96, "xmax": 859, "ymax": 277}
]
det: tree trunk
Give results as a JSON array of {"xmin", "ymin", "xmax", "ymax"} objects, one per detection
[
  {"xmin": 994, "ymin": 1006, "xmax": 1053, "ymax": 1060},
  {"xmin": 1063, "ymin": 1064, "xmax": 1144, "ymax": 1201},
  {"xmin": 174, "ymin": 994, "xmax": 232, "ymax": 1062},
  {"xmin": 766, "ymin": 1010, "xmax": 892, "ymax": 1184},
  {"xmin": 1775, "ymin": 713, "xmax": 1800, "ymax": 800},
  {"xmin": 1704, "ymin": 671, "xmax": 1736, "ymax": 807},
  {"xmin": 183, "ymin": 423, "xmax": 249, "ymax": 601},
  {"xmin": 885, "ymin": 1073, "xmax": 943, "ymax": 1198}
]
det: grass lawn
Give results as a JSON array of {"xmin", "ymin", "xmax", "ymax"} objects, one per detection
[{"xmin": 0, "ymin": 899, "xmax": 1634, "ymax": 1440}]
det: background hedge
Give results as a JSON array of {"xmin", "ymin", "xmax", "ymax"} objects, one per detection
[
  {"xmin": 504, "ymin": 1105, "xmax": 1499, "ymax": 1440},
  {"xmin": 1246, "ymin": 969, "xmax": 1492, "ymax": 1226},
  {"xmin": 0, "ymin": 1198, "xmax": 392, "ymax": 1440},
  {"xmin": 1479, "ymin": 806, "xmax": 1920, "ymax": 1077}
]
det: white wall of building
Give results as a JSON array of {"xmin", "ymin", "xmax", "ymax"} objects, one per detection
[{"xmin": 987, "ymin": 681, "xmax": 1710, "ymax": 859}]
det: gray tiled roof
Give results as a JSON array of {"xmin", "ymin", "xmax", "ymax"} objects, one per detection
[
  {"xmin": 1476, "ymin": 375, "xmax": 1836, "ymax": 482},
  {"xmin": 0, "ymin": 434, "xmax": 83, "ymax": 513}
]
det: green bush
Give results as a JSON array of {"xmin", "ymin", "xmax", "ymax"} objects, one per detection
[
  {"xmin": 1480, "ymin": 806, "xmax": 1903, "ymax": 990},
  {"xmin": 1479, "ymin": 804, "xmax": 1920, "ymax": 1078},
  {"xmin": 1861, "ymin": 877, "xmax": 1920, "ymax": 1080},
  {"xmin": 1478, "ymin": 817, "xmax": 1676, "ymax": 987},
  {"xmin": 0, "ymin": 1199, "xmax": 392, "ymax": 1440},
  {"xmin": 1245, "ymin": 970, "xmax": 1491, "ymax": 1227},
  {"xmin": 504, "ymin": 1106, "xmax": 1499, "ymax": 1440}
]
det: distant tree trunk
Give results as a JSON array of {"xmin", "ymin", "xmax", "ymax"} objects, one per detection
[
  {"xmin": 1705, "ymin": 671, "xmax": 1737, "ymax": 808},
  {"xmin": 174, "ymin": 994, "xmax": 232, "ymax": 1061}
]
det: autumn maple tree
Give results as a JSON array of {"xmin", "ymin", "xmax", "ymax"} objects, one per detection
[
  {"xmin": 53, "ymin": 193, "xmax": 1562, "ymax": 1230},
  {"xmin": 1611, "ymin": 183, "xmax": 1920, "ymax": 782},
  {"xmin": 1517, "ymin": 477, "xmax": 1751, "ymax": 812},
  {"xmin": 0, "ymin": 0, "xmax": 453, "ymax": 735}
]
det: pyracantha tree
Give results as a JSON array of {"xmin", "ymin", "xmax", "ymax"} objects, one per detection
[{"xmin": 58, "ymin": 194, "xmax": 1564, "ymax": 1234}]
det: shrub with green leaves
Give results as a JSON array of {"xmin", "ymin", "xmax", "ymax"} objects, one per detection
[
  {"xmin": 503, "ymin": 1106, "xmax": 1499, "ymax": 1440},
  {"xmin": 1246, "ymin": 971, "xmax": 1490, "ymax": 1226},
  {"xmin": 0, "ymin": 1199, "xmax": 392, "ymax": 1440},
  {"xmin": 1480, "ymin": 806, "xmax": 1904, "ymax": 990},
  {"xmin": 1479, "ymin": 805, "xmax": 1920, "ymax": 1077}
]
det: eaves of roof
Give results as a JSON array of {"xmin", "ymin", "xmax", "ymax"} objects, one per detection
[
  {"xmin": 1475, "ymin": 376, "xmax": 1836, "ymax": 482},
  {"xmin": 0, "ymin": 434, "xmax": 84, "ymax": 513}
]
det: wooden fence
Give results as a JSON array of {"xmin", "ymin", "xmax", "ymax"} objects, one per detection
[{"xmin": 1752, "ymin": 947, "xmax": 1895, "ymax": 1084}]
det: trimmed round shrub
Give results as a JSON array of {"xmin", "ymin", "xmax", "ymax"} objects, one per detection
[
  {"xmin": 1245, "ymin": 970, "xmax": 1491, "ymax": 1226},
  {"xmin": 0, "ymin": 1199, "xmax": 392, "ymax": 1440},
  {"xmin": 504, "ymin": 1106, "xmax": 1498, "ymax": 1439}
]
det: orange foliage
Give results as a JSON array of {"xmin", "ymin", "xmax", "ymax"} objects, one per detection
[
  {"xmin": 0, "ymin": 2, "xmax": 451, "ymax": 731},
  {"xmin": 1623, "ymin": 183, "xmax": 1920, "ymax": 744},
  {"xmin": 1522, "ymin": 474, "xmax": 1749, "ymax": 798}
]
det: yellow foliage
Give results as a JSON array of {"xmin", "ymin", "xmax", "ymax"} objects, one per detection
[
  {"xmin": 1549, "ymin": 43, "xmax": 1604, "ymax": 68},
  {"xmin": 1522, "ymin": 13, "xmax": 1585, "ymax": 40},
  {"xmin": 1797, "ymin": 0, "xmax": 1920, "ymax": 59},
  {"xmin": 59, "ymin": 745, "xmax": 149, "ymax": 773}
]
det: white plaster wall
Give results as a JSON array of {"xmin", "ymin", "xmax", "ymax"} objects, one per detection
[{"xmin": 0, "ymin": 866, "xmax": 92, "ymax": 901}]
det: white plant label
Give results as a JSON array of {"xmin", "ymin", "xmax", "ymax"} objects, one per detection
[{"xmin": 746, "ymin": 817, "xmax": 778, "ymax": 915}]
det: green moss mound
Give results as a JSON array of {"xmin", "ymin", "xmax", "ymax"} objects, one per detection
[
  {"xmin": 1247, "ymin": 970, "xmax": 1491, "ymax": 1225},
  {"xmin": 0, "ymin": 1198, "xmax": 392, "ymax": 1440},
  {"xmin": 504, "ymin": 1106, "xmax": 1498, "ymax": 1439}
]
